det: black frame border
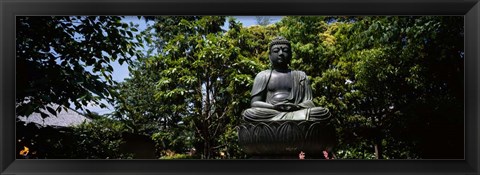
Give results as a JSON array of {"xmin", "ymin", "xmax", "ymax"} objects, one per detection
[{"xmin": 1, "ymin": 0, "xmax": 479, "ymax": 174}]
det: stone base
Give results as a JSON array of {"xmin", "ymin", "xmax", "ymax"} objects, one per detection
[
  {"xmin": 237, "ymin": 120, "xmax": 336, "ymax": 158},
  {"xmin": 249, "ymin": 154, "xmax": 329, "ymax": 159}
]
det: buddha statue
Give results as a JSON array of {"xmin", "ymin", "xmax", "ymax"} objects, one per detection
[{"xmin": 242, "ymin": 36, "xmax": 331, "ymax": 122}]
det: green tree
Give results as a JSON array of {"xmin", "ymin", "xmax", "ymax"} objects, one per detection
[
  {"xmin": 278, "ymin": 16, "xmax": 463, "ymax": 159},
  {"xmin": 344, "ymin": 16, "xmax": 463, "ymax": 159},
  {"xmin": 149, "ymin": 16, "xmax": 239, "ymax": 158},
  {"xmin": 16, "ymin": 16, "xmax": 143, "ymax": 118},
  {"xmin": 120, "ymin": 16, "xmax": 280, "ymax": 159},
  {"xmin": 16, "ymin": 116, "xmax": 131, "ymax": 159},
  {"xmin": 147, "ymin": 16, "xmax": 223, "ymax": 158},
  {"xmin": 113, "ymin": 58, "xmax": 163, "ymax": 134},
  {"xmin": 113, "ymin": 56, "xmax": 193, "ymax": 157},
  {"xmin": 69, "ymin": 117, "xmax": 131, "ymax": 159}
]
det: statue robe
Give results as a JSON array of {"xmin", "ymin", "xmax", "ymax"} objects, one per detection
[{"xmin": 242, "ymin": 70, "xmax": 331, "ymax": 121}]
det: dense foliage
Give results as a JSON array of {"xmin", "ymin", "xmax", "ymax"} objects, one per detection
[
  {"xmin": 114, "ymin": 17, "xmax": 279, "ymax": 158},
  {"xmin": 16, "ymin": 16, "xmax": 142, "ymax": 118},
  {"xmin": 280, "ymin": 16, "xmax": 463, "ymax": 159},
  {"xmin": 16, "ymin": 16, "xmax": 463, "ymax": 159},
  {"xmin": 16, "ymin": 117, "xmax": 132, "ymax": 159}
]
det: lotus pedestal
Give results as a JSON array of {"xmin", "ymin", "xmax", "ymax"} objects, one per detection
[{"xmin": 238, "ymin": 120, "xmax": 336, "ymax": 159}]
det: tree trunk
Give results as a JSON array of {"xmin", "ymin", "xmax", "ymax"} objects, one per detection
[
  {"xmin": 203, "ymin": 141, "xmax": 209, "ymax": 159},
  {"xmin": 374, "ymin": 138, "xmax": 383, "ymax": 159}
]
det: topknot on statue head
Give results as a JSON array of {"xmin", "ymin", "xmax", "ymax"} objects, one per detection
[{"xmin": 269, "ymin": 36, "xmax": 291, "ymax": 50}]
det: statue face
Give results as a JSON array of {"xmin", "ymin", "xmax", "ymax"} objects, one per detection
[{"xmin": 269, "ymin": 44, "xmax": 291, "ymax": 68}]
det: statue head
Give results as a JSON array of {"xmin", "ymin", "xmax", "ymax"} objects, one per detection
[{"xmin": 269, "ymin": 36, "xmax": 291, "ymax": 69}]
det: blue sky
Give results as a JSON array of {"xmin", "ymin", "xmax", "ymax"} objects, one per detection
[
  {"xmin": 112, "ymin": 16, "xmax": 282, "ymax": 82},
  {"xmin": 84, "ymin": 16, "xmax": 283, "ymax": 115}
]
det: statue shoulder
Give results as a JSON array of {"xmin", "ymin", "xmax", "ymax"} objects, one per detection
[
  {"xmin": 257, "ymin": 70, "xmax": 272, "ymax": 76},
  {"xmin": 251, "ymin": 70, "xmax": 272, "ymax": 96},
  {"xmin": 292, "ymin": 70, "xmax": 307, "ymax": 77},
  {"xmin": 254, "ymin": 70, "xmax": 272, "ymax": 80}
]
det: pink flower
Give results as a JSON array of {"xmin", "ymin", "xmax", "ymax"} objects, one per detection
[
  {"xmin": 323, "ymin": 150, "xmax": 329, "ymax": 159},
  {"xmin": 299, "ymin": 151, "xmax": 305, "ymax": 159}
]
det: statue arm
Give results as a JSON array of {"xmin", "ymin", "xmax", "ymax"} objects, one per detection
[
  {"xmin": 249, "ymin": 70, "xmax": 275, "ymax": 109},
  {"xmin": 298, "ymin": 71, "xmax": 315, "ymax": 108},
  {"xmin": 251, "ymin": 101, "xmax": 275, "ymax": 109},
  {"xmin": 251, "ymin": 70, "xmax": 269, "ymax": 97},
  {"xmin": 251, "ymin": 95, "xmax": 274, "ymax": 109},
  {"xmin": 252, "ymin": 95, "xmax": 301, "ymax": 111},
  {"xmin": 298, "ymin": 100, "xmax": 315, "ymax": 108}
]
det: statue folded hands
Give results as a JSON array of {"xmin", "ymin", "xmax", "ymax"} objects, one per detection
[{"xmin": 242, "ymin": 37, "xmax": 331, "ymax": 122}]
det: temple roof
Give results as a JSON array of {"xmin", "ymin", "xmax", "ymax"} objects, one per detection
[{"xmin": 18, "ymin": 103, "xmax": 92, "ymax": 128}]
